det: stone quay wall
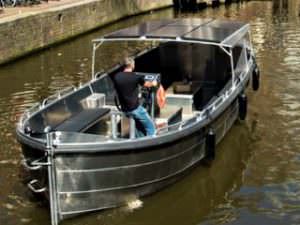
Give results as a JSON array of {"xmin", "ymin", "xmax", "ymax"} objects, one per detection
[{"xmin": 0, "ymin": 0, "xmax": 173, "ymax": 65}]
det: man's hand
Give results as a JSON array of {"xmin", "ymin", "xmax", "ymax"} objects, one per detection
[{"xmin": 144, "ymin": 80, "xmax": 158, "ymax": 88}]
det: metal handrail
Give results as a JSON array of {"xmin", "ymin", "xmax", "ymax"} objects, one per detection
[
  {"xmin": 17, "ymin": 102, "xmax": 40, "ymax": 130},
  {"xmin": 59, "ymin": 86, "xmax": 76, "ymax": 97},
  {"xmin": 31, "ymin": 155, "xmax": 51, "ymax": 167},
  {"xmin": 27, "ymin": 102, "xmax": 41, "ymax": 115},
  {"xmin": 27, "ymin": 179, "xmax": 47, "ymax": 193},
  {"xmin": 18, "ymin": 54, "xmax": 252, "ymax": 142},
  {"xmin": 156, "ymin": 62, "xmax": 252, "ymax": 135},
  {"xmin": 22, "ymin": 159, "xmax": 43, "ymax": 171},
  {"xmin": 51, "ymin": 70, "xmax": 248, "ymax": 146},
  {"xmin": 42, "ymin": 85, "xmax": 76, "ymax": 108},
  {"xmin": 18, "ymin": 85, "xmax": 77, "ymax": 129}
]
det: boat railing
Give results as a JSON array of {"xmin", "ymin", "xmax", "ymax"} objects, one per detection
[
  {"xmin": 17, "ymin": 85, "xmax": 80, "ymax": 130},
  {"xmin": 18, "ymin": 56, "xmax": 253, "ymax": 138},
  {"xmin": 17, "ymin": 102, "xmax": 40, "ymax": 130},
  {"xmin": 47, "ymin": 65, "xmax": 249, "ymax": 144},
  {"xmin": 157, "ymin": 59, "xmax": 253, "ymax": 135},
  {"xmin": 41, "ymin": 86, "xmax": 77, "ymax": 107}
]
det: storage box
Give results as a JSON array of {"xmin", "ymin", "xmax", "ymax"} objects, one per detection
[
  {"xmin": 165, "ymin": 94, "xmax": 193, "ymax": 114},
  {"xmin": 82, "ymin": 93, "xmax": 106, "ymax": 108}
]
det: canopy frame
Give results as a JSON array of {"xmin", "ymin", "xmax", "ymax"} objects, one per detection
[{"xmin": 91, "ymin": 20, "xmax": 253, "ymax": 90}]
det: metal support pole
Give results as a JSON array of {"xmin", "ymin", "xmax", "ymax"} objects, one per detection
[
  {"xmin": 91, "ymin": 43, "xmax": 96, "ymax": 79},
  {"xmin": 111, "ymin": 113, "xmax": 118, "ymax": 139},
  {"xmin": 45, "ymin": 132, "xmax": 59, "ymax": 225},
  {"xmin": 91, "ymin": 41, "xmax": 103, "ymax": 80},
  {"xmin": 229, "ymin": 48, "xmax": 236, "ymax": 88},
  {"xmin": 220, "ymin": 46, "xmax": 231, "ymax": 56},
  {"xmin": 151, "ymin": 90, "xmax": 155, "ymax": 119},
  {"xmin": 248, "ymin": 30, "xmax": 254, "ymax": 56},
  {"xmin": 129, "ymin": 117, "xmax": 136, "ymax": 139},
  {"xmin": 244, "ymin": 39, "xmax": 249, "ymax": 72}
]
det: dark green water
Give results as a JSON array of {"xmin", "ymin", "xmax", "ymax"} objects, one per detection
[{"xmin": 1, "ymin": 1, "xmax": 300, "ymax": 224}]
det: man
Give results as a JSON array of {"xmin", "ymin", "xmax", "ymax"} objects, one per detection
[{"xmin": 113, "ymin": 57, "xmax": 157, "ymax": 137}]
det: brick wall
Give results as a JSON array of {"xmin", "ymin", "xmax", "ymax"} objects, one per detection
[{"xmin": 0, "ymin": 0, "xmax": 173, "ymax": 65}]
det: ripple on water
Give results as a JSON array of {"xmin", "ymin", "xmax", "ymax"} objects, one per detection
[
  {"xmin": 216, "ymin": 182, "xmax": 300, "ymax": 224},
  {"xmin": 261, "ymin": 182, "xmax": 300, "ymax": 214}
]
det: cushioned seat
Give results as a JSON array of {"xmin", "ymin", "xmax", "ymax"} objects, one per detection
[{"xmin": 55, "ymin": 108, "xmax": 110, "ymax": 132}]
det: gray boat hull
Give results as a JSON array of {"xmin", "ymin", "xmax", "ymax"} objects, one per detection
[{"xmin": 19, "ymin": 96, "xmax": 239, "ymax": 220}]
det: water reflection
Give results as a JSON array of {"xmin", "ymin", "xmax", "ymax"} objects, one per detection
[
  {"xmin": 1, "ymin": 0, "xmax": 300, "ymax": 225},
  {"xmin": 273, "ymin": 0, "xmax": 289, "ymax": 17}
]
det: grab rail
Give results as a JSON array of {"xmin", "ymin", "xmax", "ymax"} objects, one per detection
[
  {"xmin": 22, "ymin": 159, "xmax": 42, "ymax": 171},
  {"xmin": 94, "ymin": 70, "xmax": 106, "ymax": 79},
  {"xmin": 27, "ymin": 179, "xmax": 47, "ymax": 193},
  {"xmin": 22, "ymin": 153, "xmax": 51, "ymax": 171},
  {"xmin": 59, "ymin": 86, "xmax": 76, "ymax": 97},
  {"xmin": 42, "ymin": 86, "xmax": 76, "ymax": 108},
  {"xmin": 18, "ymin": 85, "xmax": 77, "ymax": 129},
  {"xmin": 17, "ymin": 102, "xmax": 41, "ymax": 130},
  {"xmin": 31, "ymin": 155, "xmax": 51, "ymax": 167}
]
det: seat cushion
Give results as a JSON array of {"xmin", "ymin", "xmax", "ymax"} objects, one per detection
[{"xmin": 55, "ymin": 108, "xmax": 110, "ymax": 132}]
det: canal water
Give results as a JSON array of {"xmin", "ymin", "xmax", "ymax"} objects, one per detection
[{"xmin": 1, "ymin": 0, "xmax": 300, "ymax": 224}]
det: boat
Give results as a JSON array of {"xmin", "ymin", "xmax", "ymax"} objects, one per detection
[{"xmin": 16, "ymin": 18, "xmax": 260, "ymax": 225}]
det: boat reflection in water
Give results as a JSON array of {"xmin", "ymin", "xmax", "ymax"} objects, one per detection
[{"xmin": 16, "ymin": 18, "xmax": 260, "ymax": 225}]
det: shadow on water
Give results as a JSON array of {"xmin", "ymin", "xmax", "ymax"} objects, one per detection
[{"xmin": 1, "ymin": 0, "xmax": 300, "ymax": 225}]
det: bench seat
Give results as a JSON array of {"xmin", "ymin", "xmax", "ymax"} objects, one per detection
[{"xmin": 55, "ymin": 108, "xmax": 110, "ymax": 132}]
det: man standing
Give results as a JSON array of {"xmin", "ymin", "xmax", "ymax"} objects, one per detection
[{"xmin": 113, "ymin": 57, "xmax": 157, "ymax": 137}]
